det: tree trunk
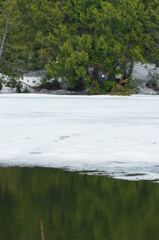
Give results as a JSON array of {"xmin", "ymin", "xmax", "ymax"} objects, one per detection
[
  {"xmin": 121, "ymin": 63, "xmax": 127, "ymax": 79},
  {"xmin": 156, "ymin": 60, "xmax": 159, "ymax": 68},
  {"xmin": 0, "ymin": 13, "xmax": 10, "ymax": 64},
  {"xmin": 121, "ymin": 57, "xmax": 127, "ymax": 80},
  {"xmin": 92, "ymin": 65, "xmax": 99, "ymax": 81},
  {"xmin": 128, "ymin": 59, "xmax": 134, "ymax": 78}
]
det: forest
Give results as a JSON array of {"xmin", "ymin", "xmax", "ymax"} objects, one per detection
[{"xmin": 0, "ymin": 0, "xmax": 159, "ymax": 94}]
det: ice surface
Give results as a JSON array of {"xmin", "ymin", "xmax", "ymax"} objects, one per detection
[{"xmin": 0, "ymin": 94, "xmax": 159, "ymax": 182}]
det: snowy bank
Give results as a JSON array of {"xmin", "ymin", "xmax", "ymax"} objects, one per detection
[
  {"xmin": 132, "ymin": 63, "xmax": 158, "ymax": 95},
  {"xmin": 0, "ymin": 63, "xmax": 159, "ymax": 95},
  {"xmin": 0, "ymin": 94, "xmax": 159, "ymax": 182}
]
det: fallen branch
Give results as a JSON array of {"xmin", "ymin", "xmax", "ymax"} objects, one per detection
[{"xmin": 20, "ymin": 81, "xmax": 40, "ymax": 91}]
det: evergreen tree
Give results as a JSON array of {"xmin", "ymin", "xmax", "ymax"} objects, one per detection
[
  {"xmin": 0, "ymin": 0, "xmax": 158, "ymax": 92},
  {"xmin": 141, "ymin": 0, "xmax": 159, "ymax": 67},
  {"xmin": 0, "ymin": 0, "xmax": 28, "ymax": 78},
  {"xmin": 44, "ymin": 0, "xmax": 118, "ymax": 90}
]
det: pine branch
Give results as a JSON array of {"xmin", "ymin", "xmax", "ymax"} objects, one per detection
[{"xmin": 2, "ymin": 56, "xmax": 18, "ymax": 65}]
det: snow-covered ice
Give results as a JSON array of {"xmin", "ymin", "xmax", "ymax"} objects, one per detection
[{"xmin": 0, "ymin": 94, "xmax": 159, "ymax": 182}]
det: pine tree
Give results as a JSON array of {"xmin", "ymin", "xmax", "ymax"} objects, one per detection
[
  {"xmin": 1, "ymin": 0, "xmax": 157, "ymax": 92},
  {"xmin": 0, "ymin": 0, "xmax": 28, "ymax": 78},
  {"xmin": 43, "ymin": 0, "xmax": 118, "ymax": 90},
  {"xmin": 142, "ymin": 0, "xmax": 159, "ymax": 67}
]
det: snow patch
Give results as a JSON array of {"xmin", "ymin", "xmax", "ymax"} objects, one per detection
[{"xmin": 132, "ymin": 63, "xmax": 157, "ymax": 95}]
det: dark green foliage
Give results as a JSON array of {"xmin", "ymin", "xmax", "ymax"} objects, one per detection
[
  {"xmin": 102, "ymin": 80, "xmax": 116, "ymax": 93},
  {"xmin": 0, "ymin": 0, "xmax": 29, "ymax": 77},
  {"xmin": 89, "ymin": 80, "xmax": 115, "ymax": 95},
  {"xmin": 0, "ymin": 0, "xmax": 158, "ymax": 94},
  {"xmin": 89, "ymin": 80, "xmax": 101, "ymax": 95}
]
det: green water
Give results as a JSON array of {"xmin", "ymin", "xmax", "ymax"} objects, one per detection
[{"xmin": 0, "ymin": 167, "xmax": 159, "ymax": 240}]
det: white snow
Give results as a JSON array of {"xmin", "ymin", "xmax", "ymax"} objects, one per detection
[
  {"xmin": 0, "ymin": 85, "xmax": 16, "ymax": 94},
  {"xmin": 0, "ymin": 71, "xmax": 42, "ymax": 94},
  {"xmin": 0, "ymin": 94, "xmax": 159, "ymax": 182},
  {"xmin": 132, "ymin": 62, "xmax": 155, "ymax": 81},
  {"xmin": 19, "ymin": 71, "xmax": 43, "ymax": 87}
]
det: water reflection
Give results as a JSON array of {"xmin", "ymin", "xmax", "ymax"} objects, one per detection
[{"xmin": 0, "ymin": 167, "xmax": 159, "ymax": 240}]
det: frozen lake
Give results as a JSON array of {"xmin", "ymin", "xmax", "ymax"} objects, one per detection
[{"xmin": 0, "ymin": 94, "xmax": 159, "ymax": 181}]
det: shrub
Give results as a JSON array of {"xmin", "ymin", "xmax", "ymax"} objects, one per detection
[
  {"xmin": 110, "ymin": 84, "xmax": 131, "ymax": 95},
  {"xmin": 89, "ymin": 80, "xmax": 101, "ymax": 95},
  {"xmin": 102, "ymin": 80, "xmax": 115, "ymax": 93},
  {"xmin": 89, "ymin": 80, "xmax": 115, "ymax": 95}
]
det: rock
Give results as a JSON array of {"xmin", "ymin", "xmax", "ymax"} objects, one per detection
[{"xmin": 146, "ymin": 67, "xmax": 159, "ymax": 91}]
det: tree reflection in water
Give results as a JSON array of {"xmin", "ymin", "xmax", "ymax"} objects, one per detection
[{"xmin": 0, "ymin": 167, "xmax": 159, "ymax": 240}]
